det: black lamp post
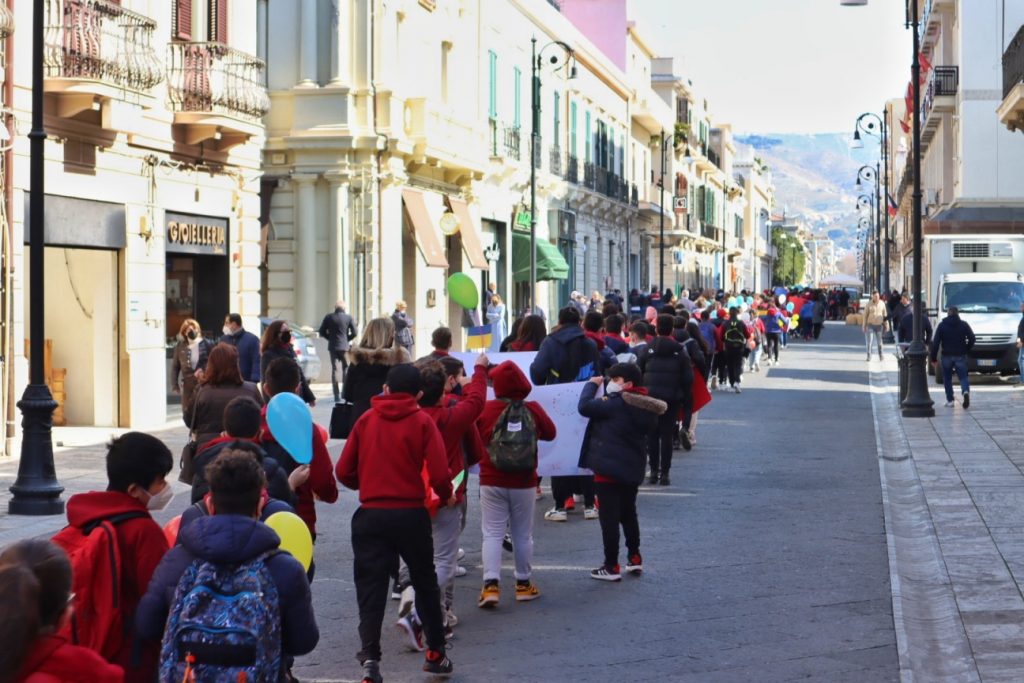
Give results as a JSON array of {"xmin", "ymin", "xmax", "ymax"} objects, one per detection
[
  {"xmin": 529, "ymin": 37, "xmax": 575, "ymax": 315},
  {"xmin": 855, "ymin": 163, "xmax": 881, "ymax": 292},
  {"xmin": 9, "ymin": 0, "xmax": 65, "ymax": 515},
  {"xmin": 656, "ymin": 131, "xmax": 682, "ymax": 295},
  {"xmin": 841, "ymin": 0, "xmax": 933, "ymax": 417},
  {"xmin": 851, "ymin": 111, "xmax": 891, "ymax": 293}
]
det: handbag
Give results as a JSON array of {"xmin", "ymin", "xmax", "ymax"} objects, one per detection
[
  {"xmin": 178, "ymin": 387, "xmax": 200, "ymax": 484},
  {"xmin": 330, "ymin": 400, "xmax": 353, "ymax": 440}
]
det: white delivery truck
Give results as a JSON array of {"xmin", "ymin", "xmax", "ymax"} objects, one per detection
[{"xmin": 924, "ymin": 235, "xmax": 1024, "ymax": 379}]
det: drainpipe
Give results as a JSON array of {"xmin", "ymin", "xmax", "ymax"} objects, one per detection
[{"xmin": 4, "ymin": 0, "xmax": 15, "ymax": 457}]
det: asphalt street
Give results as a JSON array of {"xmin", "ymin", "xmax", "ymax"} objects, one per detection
[{"xmin": 294, "ymin": 323, "xmax": 899, "ymax": 683}]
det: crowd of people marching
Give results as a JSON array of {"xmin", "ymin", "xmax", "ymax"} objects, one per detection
[{"xmin": 2, "ymin": 286, "xmax": 831, "ymax": 683}]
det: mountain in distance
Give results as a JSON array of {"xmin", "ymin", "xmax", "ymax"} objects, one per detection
[{"xmin": 736, "ymin": 133, "xmax": 881, "ymax": 259}]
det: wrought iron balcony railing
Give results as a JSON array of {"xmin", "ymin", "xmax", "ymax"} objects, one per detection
[
  {"xmin": 1004, "ymin": 25, "xmax": 1024, "ymax": 98},
  {"xmin": 922, "ymin": 66, "xmax": 958, "ymax": 120},
  {"xmin": 566, "ymin": 154, "xmax": 579, "ymax": 183},
  {"xmin": 44, "ymin": 0, "xmax": 163, "ymax": 93},
  {"xmin": 630, "ymin": 183, "xmax": 639, "ymax": 207},
  {"xmin": 167, "ymin": 42, "xmax": 269, "ymax": 121},
  {"xmin": 583, "ymin": 161, "xmax": 597, "ymax": 190}
]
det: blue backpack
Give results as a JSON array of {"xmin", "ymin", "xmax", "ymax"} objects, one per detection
[{"xmin": 159, "ymin": 552, "xmax": 282, "ymax": 683}]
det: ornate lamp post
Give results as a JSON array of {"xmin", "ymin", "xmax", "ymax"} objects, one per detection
[{"xmin": 851, "ymin": 111, "xmax": 891, "ymax": 293}]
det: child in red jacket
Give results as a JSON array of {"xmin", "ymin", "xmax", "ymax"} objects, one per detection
[
  {"xmin": 259, "ymin": 357, "xmax": 338, "ymax": 538},
  {"xmin": 393, "ymin": 354, "xmax": 488, "ymax": 648},
  {"xmin": 475, "ymin": 361, "xmax": 556, "ymax": 608},
  {"xmin": 54, "ymin": 432, "xmax": 172, "ymax": 682},
  {"xmin": 336, "ymin": 364, "xmax": 456, "ymax": 683},
  {"xmin": 2, "ymin": 539, "xmax": 124, "ymax": 683}
]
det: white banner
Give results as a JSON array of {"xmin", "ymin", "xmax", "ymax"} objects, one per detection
[{"xmin": 450, "ymin": 351, "xmax": 538, "ymax": 383}]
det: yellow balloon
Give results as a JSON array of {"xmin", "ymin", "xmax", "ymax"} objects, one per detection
[{"xmin": 265, "ymin": 511, "xmax": 314, "ymax": 571}]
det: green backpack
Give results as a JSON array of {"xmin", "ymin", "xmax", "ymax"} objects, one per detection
[{"xmin": 487, "ymin": 400, "xmax": 538, "ymax": 473}]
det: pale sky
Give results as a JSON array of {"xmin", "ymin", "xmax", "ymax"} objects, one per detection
[{"xmin": 630, "ymin": 0, "xmax": 911, "ymax": 134}]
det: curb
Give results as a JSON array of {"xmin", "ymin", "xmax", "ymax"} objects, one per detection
[{"xmin": 868, "ymin": 363, "xmax": 980, "ymax": 682}]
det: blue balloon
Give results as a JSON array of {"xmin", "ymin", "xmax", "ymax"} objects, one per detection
[
  {"xmin": 786, "ymin": 302, "xmax": 795, "ymax": 312},
  {"xmin": 267, "ymin": 392, "xmax": 313, "ymax": 465},
  {"xmin": 746, "ymin": 296, "xmax": 754, "ymax": 305},
  {"xmin": 727, "ymin": 297, "xmax": 737, "ymax": 308}
]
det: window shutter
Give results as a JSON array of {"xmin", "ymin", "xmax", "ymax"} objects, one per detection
[
  {"xmin": 174, "ymin": 0, "xmax": 192, "ymax": 40},
  {"xmin": 211, "ymin": 0, "xmax": 228, "ymax": 43}
]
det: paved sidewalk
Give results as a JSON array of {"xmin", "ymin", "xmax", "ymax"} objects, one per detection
[{"xmin": 872, "ymin": 347, "xmax": 1024, "ymax": 682}]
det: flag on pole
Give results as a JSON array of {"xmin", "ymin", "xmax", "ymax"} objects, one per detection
[
  {"xmin": 887, "ymin": 192, "xmax": 898, "ymax": 217},
  {"xmin": 466, "ymin": 325, "xmax": 492, "ymax": 350},
  {"xmin": 919, "ymin": 51, "xmax": 933, "ymax": 75},
  {"xmin": 899, "ymin": 119, "xmax": 910, "ymax": 134}
]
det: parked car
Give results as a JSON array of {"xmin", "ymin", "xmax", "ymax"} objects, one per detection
[{"xmin": 259, "ymin": 318, "xmax": 322, "ymax": 382}]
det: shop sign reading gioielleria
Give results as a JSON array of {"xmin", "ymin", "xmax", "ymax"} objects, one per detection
[{"xmin": 165, "ymin": 212, "xmax": 229, "ymax": 255}]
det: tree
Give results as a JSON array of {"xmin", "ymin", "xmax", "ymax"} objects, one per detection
[{"xmin": 771, "ymin": 227, "xmax": 806, "ymax": 286}]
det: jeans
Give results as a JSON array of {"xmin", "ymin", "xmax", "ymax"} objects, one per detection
[
  {"xmin": 329, "ymin": 349, "xmax": 349, "ymax": 401},
  {"xmin": 747, "ymin": 344, "xmax": 762, "ymax": 370},
  {"xmin": 594, "ymin": 481, "xmax": 640, "ymax": 568},
  {"xmin": 1018, "ymin": 345, "xmax": 1024, "ymax": 385},
  {"xmin": 865, "ymin": 325, "xmax": 883, "ymax": 358},
  {"xmin": 941, "ymin": 355, "xmax": 970, "ymax": 402},
  {"xmin": 480, "ymin": 486, "xmax": 535, "ymax": 582},
  {"xmin": 766, "ymin": 333, "xmax": 781, "ymax": 361},
  {"xmin": 351, "ymin": 507, "xmax": 445, "ymax": 662},
  {"xmin": 647, "ymin": 404, "xmax": 678, "ymax": 476}
]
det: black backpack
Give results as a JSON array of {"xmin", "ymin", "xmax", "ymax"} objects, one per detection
[
  {"xmin": 724, "ymin": 320, "xmax": 747, "ymax": 348},
  {"xmin": 487, "ymin": 400, "xmax": 538, "ymax": 473}
]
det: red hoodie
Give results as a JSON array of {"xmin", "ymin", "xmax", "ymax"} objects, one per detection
[
  {"xmin": 421, "ymin": 365, "xmax": 487, "ymax": 504},
  {"xmin": 584, "ymin": 330, "xmax": 606, "ymax": 350},
  {"xmin": 336, "ymin": 393, "xmax": 453, "ymax": 508},
  {"xmin": 259, "ymin": 404, "xmax": 339, "ymax": 535},
  {"xmin": 476, "ymin": 361, "xmax": 556, "ymax": 489},
  {"xmin": 17, "ymin": 635, "xmax": 124, "ymax": 683},
  {"xmin": 63, "ymin": 492, "xmax": 168, "ymax": 680}
]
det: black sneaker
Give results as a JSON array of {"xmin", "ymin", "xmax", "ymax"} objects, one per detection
[
  {"xmin": 963, "ymin": 392, "xmax": 970, "ymax": 409},
  {"xmin": 679, "ymin": 428, "xmax": 692, "ymax": 451},
  {"xmin": 659, "ymin": 473, "xmax": 671, "ymax": 486},
  {"xmin": 423, "ymin": 649, "xmax": 454, "ymax": 676},
  {"xmin": 648, "ymin": 472, "xmax": 659, "ymax": 485}
]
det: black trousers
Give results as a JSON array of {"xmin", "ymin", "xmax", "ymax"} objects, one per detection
[
  {"xmin": 812, "ymin": 322, "xmax": 823, "ymax": 340},
  {"xmin": 712, "ymin": 351, "xmax": 727, "ymax": 383},
  {"xmin": 329, "ymin": 349, "xmax": 349, "ymax": 401},
  {"xmin": 351, "ymin": 507, "xmax": 445, "ymax": 661},
  {"xmin": 647, "ymin": 403, "xmax": 679, "ymax": 475},
  {"xmin": 551, "ymin": 475, "xmax": 595, "ymax": 509},
  {"xmin": 765, "ymin": 333, "xmax": 781, "ymax": 361},
  {"xmin": 725, "ymin": 347, "xmax": 745, "ymax": 386},
  {"xmin": 594, "ymin": 481, "xmax": 640, "ymax": 567}
]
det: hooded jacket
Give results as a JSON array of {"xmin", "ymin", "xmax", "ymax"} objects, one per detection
[
  {"xmin": 336, "ymin": 393, "xmax": 453, "ymax": 507},
  {"xmin": 135, "ymin": 515, "xmax": 318, "ymax": 663},
  {"xmin": 476, "ymin": 362, "xmax": 557, "ymax": 489},
  {"xmin": 577, "ymin": 383, "xmax": 667, "ymax": 485},
  {"xmin": 421, "ymin": 365, "xmax": 487, "ymax": 504},
  {"xmin": 258, "ymin": 406, "xmax": 338, "ymax": 534},
  {"xmin": 191, "ymin": 437, "xmax": 295, "ymax": 507},
  {"xmin": 638, "ymin": 336, "xmax": 694, "ymax": 406},
  {"xmin": 16, "ymin": 635, "xmax": 124, "ymax": 683},
  {"xmin": 930, "ymin": 314, "xmax": 976, "ymax": 361},
  {"xmin": 342, "ymin": 346, "xmax": 412, "ymax": 429},
  {"xmin": 602, "ymin": 334, "xmax": 630, "ymax": 355},
  {"xmin": 762, "ymin": 308, "xmax": 784, "ymax": 334},
  {"xmin": 529, "ymin": 325, "xmax": 599, "ymax": 385}
]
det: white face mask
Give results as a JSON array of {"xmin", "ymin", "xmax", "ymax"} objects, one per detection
[
  {"xmin": 223, "ymin": 325, "xmax": 232, "ymax": 336},
  {"xmin": 145, "ymin": 484, "xmax": 174, "ymax": 512},
  {"xmin": 605, "ymin": 381, "xmax": 624, "ymax": 395}
]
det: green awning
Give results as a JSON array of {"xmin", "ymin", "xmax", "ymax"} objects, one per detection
[{"xmin": 511, "ymin": 232, "xmax": 570, "ymax": 282}]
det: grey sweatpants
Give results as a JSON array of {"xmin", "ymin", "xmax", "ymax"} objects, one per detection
[{"xmin": 480, "ymin": 485, "xmax": 535, "ymax": 582}]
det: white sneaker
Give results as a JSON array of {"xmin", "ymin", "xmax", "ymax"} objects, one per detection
[
  {"xmin": 584, "ymin": 507, "xmax": 599, "ymax": 520},
  {"xmin": 454, "ymin": 565, "xmax": 467, "ymax": 577},
  {"xmin": 544, "ymin": 508, "xmax": 567, "ymax": 522},
  {"xmin": 733, "ymin": 385, "xmax": 741, "ymax": 394},
  {"xmin": 398, "ymin": 585, "xmax": 416, "ymax": 618},
  {"xmin": 457, "ymin": 548, "xmax": 465, "ymax": 561},
  {"xmin": 945, "ymin": 401, "xmax": 954, "ymax": 407}
]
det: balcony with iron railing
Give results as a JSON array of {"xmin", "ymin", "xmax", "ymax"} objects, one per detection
[
  {"xmin": 630, "ymin": 183, "xmax": 639, "ymax": 207},
  {"xmin": 566, "ymin": 154, "xmax": 579, "ymax": 183},
  {"xmin": 167, "ymin": 41, "xmax": 269, "ymax": 147},
  {"xmin": 921, "ymin": 66, "xmax": 958, "ymax": 144},
  {"xmin": 701, "ymin": 221, "xmax": 720, "ymax": 242},
  {"xmin": 43, "ymin": 0, "xmax": 163, "ymax": 116},
  {"xmin": 999, "ymin": 25, "xmax": 1024, "ymax": 133}
]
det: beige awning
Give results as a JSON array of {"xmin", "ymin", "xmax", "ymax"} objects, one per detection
[
  {"xmin": 446, "ymin": 196, "xmax": 488, "ymax": 270},
  {"xmin": 402, "ymin": 188, "xmax": 448, "ymax": 268}
]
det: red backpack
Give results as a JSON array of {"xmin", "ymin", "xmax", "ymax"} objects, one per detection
[{"xmin": 51, "ymin": 511, "xmax": 148, "ymax": 659}]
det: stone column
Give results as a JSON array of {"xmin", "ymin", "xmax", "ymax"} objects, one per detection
[
  {"xmin": 293, "ymin": 174, "xmax": 319, "ymax": 325},
  {"xmin": 298, "ymin": 0, "xmax": 318, "ymax": 87},
  {"xmin": 326, "ymin": 172, "xmax": 350, "ymax": 305},
  {"xmin": 329, "ymin": 0, "xmax": 351, "ymax": 86}
]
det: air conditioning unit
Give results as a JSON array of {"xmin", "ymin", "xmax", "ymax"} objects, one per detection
[{"xmin": 951, "ymin": 241, "xmax": 1014, "ymax": 262}]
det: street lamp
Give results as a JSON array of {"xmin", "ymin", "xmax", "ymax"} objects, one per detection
[
  {"xmin": 529, "ymin": 37, "xmax": 575, "ymax": 315},
  {"xmin": 655, "ymin": 131, "xmax": 685, "ymax": 295},
  {"xmin": 858, "ymin": 216, "xmax": 873, "ymax": 290},
  {"xmin": 856, "ymin": 163, "xmax": 881, "ymax": 292},
  {"xmin": 9, "ymin": 0, "xmax": 65, "ymax": 514},
  {"xmin": 841, "ymin": 0, "xmax": 933, "ymax": 417},
  {"xmin": 852, "ymin": 111, "xmax": 891, "ymax": 293}
]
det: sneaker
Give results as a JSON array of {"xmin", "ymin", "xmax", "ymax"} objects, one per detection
[
  {"xmin": 395, "ymin": 613, "xmax": 424, "ymax": 652},
  {"xmin": 962, "ymin": 392, "xmax": 970, "ymax": 409},
  {"xmin": 710, "ymin": 377, "xmax": 718, "ymax": 390},
  {"xmin": 590, "ymin": 564, "xmax": 622, "ymax": 582},
  {"xmin": 679, "ymin": 428, "xmax": 692, "ymax": 451},
  {"xmin": 515, "ymin": 580, "xmax": 541, "ymax": 601},
  {"xmin": 564, "ymin": 496, "xmax": 576, "ymax": 512},
  {"xmin": 626, "ymin": 553, "xmax": 643, "ymax": 575},
  {"xmin": 445, "ymin": 608, "xmax": 458, "ymax": 627},
  {"xmin": 648, "ymin": 472, "xmax": 660, "ymax": 485},
  {"xmin": 423, "ymin": 649, "xmax": 453, "ymax": 676},
  {"xmin": 659, "ymin": 474, "xmax": 671, "ymax": 486},
  {"xmin": 583, "ymin": 507, "xmax": 599, "ymax": 520},
  {"xmin": 544, "ymin": 507, "xmax": 567, "ymax": 522},
  {"xmin": 866, "ymin": 354, "xmax": 871, "ymax": 361},
  {"xmin": 945, "ymin": 400, "xmax": 955, "ymax": 407},
  {"xmin": 454, "ymin": 565, "xmax": 467, "ymax": 577},
  {"xmin": 398, "ymin": 585, "xmax": 416, "ymax": 618},
  {"xmin": 733, "ymin": 385, "xmax": 741, "ymax": 394},
  {"xmin": 502, "ymin": 533, "xmax": 514, "ymax": 551},
  {"xmin": 478, "ymin": 581, "xmax": 500, "ymax": 608},
  {"xmin": 456, "ymin": 548, "xmax": 465, "ymax": 561},
  {"xmin": 361, "ymin": 659, "xmax": 383, "ymax": 683}
]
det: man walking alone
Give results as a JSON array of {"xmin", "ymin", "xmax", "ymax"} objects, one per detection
[
  {"xmin": 930, "ymin": 306, "xmax": 976, "ymax": 409},
  {"xmin": 319, "ymin": 300, "xmax": 358, "ymax": 402}
]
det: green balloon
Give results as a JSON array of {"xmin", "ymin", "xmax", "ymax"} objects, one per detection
[{"xmin": 447, "ymin": 273, "xmax": 479, "ymax": 309}]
